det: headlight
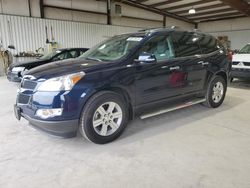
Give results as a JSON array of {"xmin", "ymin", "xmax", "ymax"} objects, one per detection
[
  {"xmin": 12, "ymin": 67, "xmax": 25, "ymax": 72},
  {"xmin": 37, "ymin": 72, "xmax": 85, "ymax": 92}
]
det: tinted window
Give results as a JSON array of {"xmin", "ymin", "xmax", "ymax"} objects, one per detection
[
  {"xmin": 239, "ymin": 44, "xmax": 250, "ymax": 54},
  {"xmin": 39, "ymin": 50, "xmax": 62, "ymax": 60},
  {"xmin": 80, "ymin": 35, "xmax": 144, "ymax": 61},
  {"xmin": 79, "ymin": 49, "xmax": 87, "ymax": 56},
  {"xmin": 53, "ymin": 51, "xmax": 72, "ymax": 61},
  {"xmin": 138, "ymin": 35, "xmax": 175, "ymax": 61},
  {"xmin": 172, "ymin": 33, "xmax": 202, "ymax": 57},
  {"xmin": 199, "ymin": 35, "xmax": 218, "ymax": 54},
  {"xmin": 69, "ymin": 50, "xmax": 78, "ymax": 58}
]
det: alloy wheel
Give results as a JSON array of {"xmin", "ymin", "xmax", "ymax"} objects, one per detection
[
  {"xmin": 92, "ymin": 102, "xmax": 123, "ymax": 136},
  {"xmin": 212, "ymin": 81, "xmax": 224, "ymax": 103}
]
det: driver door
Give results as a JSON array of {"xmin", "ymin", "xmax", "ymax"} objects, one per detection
[{"xmin": 135, "ymin": 35, "xmax": 188, "ymax": 105}]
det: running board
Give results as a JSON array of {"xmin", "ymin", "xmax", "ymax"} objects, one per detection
[{"xmin": 140, "ymin": 98, "xmax": 206, "ymax": 120}]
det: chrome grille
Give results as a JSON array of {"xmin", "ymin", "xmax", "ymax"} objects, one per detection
[
  {"xmin": 244, "ymin": 62, "xmax": 250, "ymax": 66},
  {"xmin": 17, "ymin": 75, "xmax": 37, "ymax": 105},
  {"xmin": 21, "ymin": 79, "xmax": 37, "ymax": 90},
  {"xmin": 17, "ymin": 93, "xmax": 30, "ymax": 104},
  {"xmin": 232, "ymin": 62, "xmax": 250, "ymax": 66},
  {"xmin": 232, "ymin": 62, "xmax": 239, "ymax": 65}
]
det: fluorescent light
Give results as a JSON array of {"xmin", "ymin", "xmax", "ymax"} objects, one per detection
[{"xmin": 189, "ymin": 8, "xmax": 196, "ymax": 14}]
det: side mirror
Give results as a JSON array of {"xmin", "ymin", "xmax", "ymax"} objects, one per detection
[{"xmin": 135, "ymin": 52, "xmax": 157, "ymax": 64}]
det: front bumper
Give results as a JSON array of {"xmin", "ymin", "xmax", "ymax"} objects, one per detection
[
  {"xmin": 14, "ymin": 105, "xmax": 78, "ymax": 137},
  {"xmin": 14, "ymin": 81, "xmax": 92, "ymax": 137},
  {"xmin": 231, "ymin": 68, "xmax": 250, "ymax": 78},
  {"xmin": 7, "ymin": 70, "xmax": 22, "ymax": 82}
]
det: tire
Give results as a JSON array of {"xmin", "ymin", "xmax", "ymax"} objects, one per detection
[
  {"xmin": 203, "ymin": 75, "xmax": 227, "ymax": 108},
  {"xmin": 79, "ymin": 91, "xmax": 128, "ymax": 144}
]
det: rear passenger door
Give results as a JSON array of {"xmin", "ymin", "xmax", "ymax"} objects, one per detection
[{"xmin": 171, "ymin": 32, "xmax": 208, "ymax": 93}]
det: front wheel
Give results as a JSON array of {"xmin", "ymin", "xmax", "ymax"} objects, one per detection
[
  {"xmin": 203, "ymin": 75, "xmax": 227, "ymax": 108},
  {"xmin": 79, "ymin": 91, "xmax": 128, "ymax": 144}
]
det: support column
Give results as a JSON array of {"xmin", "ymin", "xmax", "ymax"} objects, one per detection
[
  {"xmin": 163, "ymin": 15, "xmax": 166, "ymax": 27},
  {"xmin": 40, "ymin": 0, "xmax": 44, "ymax": 18},
  {"xmin": 107, "ymin": 0, "xmax": 111, "ymax": 25}
]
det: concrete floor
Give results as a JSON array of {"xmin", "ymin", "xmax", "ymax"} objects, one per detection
[{"xmin": 0, "ymin": 77, "xmax": 250, "ymax": 188}]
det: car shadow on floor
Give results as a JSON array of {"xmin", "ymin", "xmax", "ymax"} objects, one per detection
[
  {"xmin": 117, "ymin": 94, "xmax": 245, "ymax": 144},
  {"xmin": 229, "ymin": 79, "xmax": 250, "ymax": 90}
]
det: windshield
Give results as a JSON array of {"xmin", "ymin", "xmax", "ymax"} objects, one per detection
[
  {"xmin": 80, "ymin": 35, "xmax": 145, "ymax": 61},
  {"xmin": 238, "ymin": 44, "xmax": 250, "ymax": 54},
  {"xmin": 38, "ymin": 50, "xmax": 62, "ymax": 60}
]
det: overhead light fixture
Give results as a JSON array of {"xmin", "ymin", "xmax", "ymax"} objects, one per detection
[{"xmin": 188, "ymin": 7, "xmax": 196, "ymax": 14}]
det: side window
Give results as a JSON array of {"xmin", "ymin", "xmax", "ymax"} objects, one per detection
[
  {"xmin": 69, "ymin": 50, "xmax": 78, "ymax": 58},
  {"xmin": 79, "ymin": 50, "xmax": 86, "ymax": 56},
  {"xmin": 138, "ymin": 35, "xmax": 175, "ymax": 61},
  {"xmin": 53, "ymin": 51, "xmax": 72, "ymax": 61},
  {"xmin": 199, "ymin": 35, "xmax": 218, "ymax": 54},
  {"xmin": 172, "ymin": 33, "xmax": 202, "ymax": 57},
  {"xmin": 53, "ymin": 52, "xmax": 65, "ymax": 61}
]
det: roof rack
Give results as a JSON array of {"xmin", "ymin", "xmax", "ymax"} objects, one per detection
[{"xmin": 138, "ymin": 26, "xmax": 180, "ymax": 32}]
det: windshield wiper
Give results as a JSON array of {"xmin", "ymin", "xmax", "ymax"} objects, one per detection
[{"xmin": 86, "ymin": 57, "xmax": 102, "ymax": 62}]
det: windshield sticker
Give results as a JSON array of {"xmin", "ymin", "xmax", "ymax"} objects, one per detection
[{"xmin": 127, "ymin": 37, "xmax": 143, "ymax": 42}]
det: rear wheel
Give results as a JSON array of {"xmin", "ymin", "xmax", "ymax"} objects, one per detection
[
  {"xmin": 203, "ymin": 75, "xmax": 227, "ymax": 108},
  {"xmin": 79, "ymin": 91, "xmax": 128, "ymax": 144}
]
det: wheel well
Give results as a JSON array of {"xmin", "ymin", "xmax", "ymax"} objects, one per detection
[
  {"xmin": 216, "ymin": 71, "xmax": 228, "ymax": 84},
  {"xmin": 101, "ymin": 87, "xmax": 134, "ymax": 120}
]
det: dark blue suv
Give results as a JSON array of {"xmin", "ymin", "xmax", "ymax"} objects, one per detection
[{"xmin": 14, "ymin": 28, "xmax": 231, "ymax": 144}]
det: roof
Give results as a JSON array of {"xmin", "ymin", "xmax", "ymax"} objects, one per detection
[{"xmin": 138, "ymin": 27, "xmax": 210, "ymax": 35}]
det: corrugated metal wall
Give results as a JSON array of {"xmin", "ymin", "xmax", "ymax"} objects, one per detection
[{"xmin": 0, "ymin": 15, "xmax": 141, "ymax": 53}]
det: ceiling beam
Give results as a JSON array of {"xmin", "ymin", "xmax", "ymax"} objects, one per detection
[
  {"xmin": 114, "ymin": 0, "xmax": 195, "ymax": 23},
  {"xmin": 135, "ymin": 0, "xmax": 149, "ymax": 3},
  {"xmin": 199, "ymin": 15, "xmax": 246, "ymax": 22},
  {"xmin": 190, "ymin": 12, "xmax": 244, "ymax": 20},
  {"xmin": 172, "ymin": 4, "xmax": 228, "ymax": 15},
  {"xmin": 185, "ymin": 8, "xmax": 236, "ymax": 17},
  {"xmin": 149, "ymin": 0, "xmax": 182, "ymax": 8},
  {"xmin": 220, "ymin": 0, "xmax": 250, "ymax": 16},
  {"xmin": 161, "ymin": 0, "xmax": 217, "ymax": 11}
]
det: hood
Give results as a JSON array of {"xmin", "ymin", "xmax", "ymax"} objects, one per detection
[
  {"xmin": 10, "ymin": 58, "xmax": 44, "ymax": 69},
  {"xmin": 232, "ymin": 54, "xmax": 250, "ymax": 62},
  {"xmin": 25, "ymin": 58, "xmax": 109, "ymax": 79}
]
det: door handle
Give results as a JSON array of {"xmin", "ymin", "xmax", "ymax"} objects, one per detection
[
  {"xmin": 169, "ymin": 66, "xmax": 180, "ymax": 70},
  {"xmin": 198, "ymin": 61, "xmax": 209, "ymax": 66},
  {"xmin": 161, "ymin": 65, "xmax": 168, "ymax": 69}
]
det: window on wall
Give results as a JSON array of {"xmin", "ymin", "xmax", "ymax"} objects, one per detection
[
  {"xmin": 172, "ymin": 32, "xmax": 202, "ymax": 57},
  {"xmin": 138, "ymin": 35, "xmax": 175, "ymax": 61},
  {"xmin": 199, "ymin": 35, "xmax": 219, "ymax": 54}
]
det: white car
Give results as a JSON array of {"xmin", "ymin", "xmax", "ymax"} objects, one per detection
[{"xmin": 231, "ymin": 43, "xmax": 250, "ymax": 81}]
